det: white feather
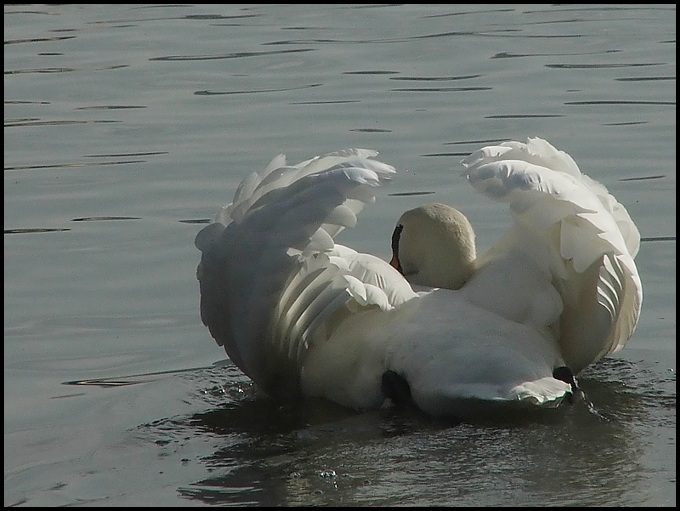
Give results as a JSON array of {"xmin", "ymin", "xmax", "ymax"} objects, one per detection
[{"xmin": 196, "ymin": 138, "xmax": 642, "ymax": 417}]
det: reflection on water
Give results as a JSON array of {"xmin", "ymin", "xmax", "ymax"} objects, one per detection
[{"xmin": 108, "ymin": 357, "xmax": 670, "ymax": 507}]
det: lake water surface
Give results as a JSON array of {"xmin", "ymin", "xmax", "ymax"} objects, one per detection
[{"xmin": 4, "ymin": 4, "xmax": 676, "ymax": 506}]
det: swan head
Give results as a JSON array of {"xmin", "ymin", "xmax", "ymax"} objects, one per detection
[{"xmin": 390, "ymin": 203, "xmax": 476, "ymax": 290}]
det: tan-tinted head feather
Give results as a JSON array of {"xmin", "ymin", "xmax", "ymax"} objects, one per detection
[{"xmin": 393, "ymin": 203, "xmax": 476, "ymax": 290}]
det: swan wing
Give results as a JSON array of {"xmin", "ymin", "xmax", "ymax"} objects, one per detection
[
  {"xmin": 195, "ymin": 149, "xmax": 416, "ymax": 397},
  {"xmin": 461, "ymin": 137, "xmax": 642, "ymax": 373}
]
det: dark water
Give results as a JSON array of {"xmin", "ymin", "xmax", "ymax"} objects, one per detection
[
  {"xmin": 141, "ymin": 358, "xmax": 675, "ymax": 507},
  {"xmin": 4, "ymin": 4, "xmax": 675, "ymax": 506}
]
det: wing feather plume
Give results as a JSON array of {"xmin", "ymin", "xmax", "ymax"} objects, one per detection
[
  {"xmin": 195, "ymin": 149, "xmax": 413, "ymax": 398},
  {"xmin": 462, "ymin": 137, "xmax": 642, "ymax": 373}
]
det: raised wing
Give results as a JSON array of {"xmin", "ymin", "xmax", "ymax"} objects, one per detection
[
  {"xmin": 195, "ymin": 149, "xmax": 415, "ymax": 398},
  {"xmin": 461, "ymin": 137, "xmax": 642, "ymax": 373}
]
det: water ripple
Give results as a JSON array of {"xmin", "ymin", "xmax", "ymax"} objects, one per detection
[
  {"xmin": 4, "ymin": 100, "xmax": 50, "ymax": 105},
  {"xmin": 4, "ymin": 228, "xmax": 70, "ymax": 235},
  {"xmin": 546, "ymin": 63, "xmax": 664, "ymax": 69},
  {"xmin": 195, "ymin": 84, "xmax": 322, "ymax": 96},
  {"xmin": 564, "ymin": 100, "xmax": 675, "ymax": 106},
  {"xmin": 71, "ymin": 216, "xmax": 141, "ymax": 222},
  {"xmin": 619, "ymin": 174, "xmax": 666, "ymax": 182},
  {"xmin": 343, "ymin": 70, "xmax": 400, "ymax": 76},
  {"xmin": 615, "ymin": 76, "xmax": 676, "ymax": 82},
  {"xmin": 485, "ymin": 114, "xmax": 564, "ymax": 119},
  {"xmin": 421, "ymin": 8, "xmax": 515, "ymax": 18},
  {"xmin": 390, "ymin": 74, "xmax": 482, "ymax": 81},
  {"xmin": 392, "ymin": 87, "xmax": 492, "ymax": 92},
  {"xmin": 291, "ymin": 100, "xmax": 359, "ymax": 105},
  {"xmin": 350, "ymin": 128, "xmax": 391, "ymax": 133},
  {"xmin": 150, "ymin": 48, "xmax": 315, "ymax": 62},
  {"xmin": 83, "ymin": 151, "xmax": 167, "ymax": 158},
  {"xmin": 4, "ymin": 119, "xmax": 119, "ymax": 128},
  {"xmin": 4, "ymin": 160, "xmax": 143, "ymax": 172},
  {"xmin": 5, "ymin": 67, "xmax": 76, "ymax": 75},
  {"xmin": 75, "ymin": 105, "xmax": 147, "ymax": 111},
  {"xmin": 4, "ymin": 35, "xmax": 76, "ymax": 45},
  {"xmin": 640, "ymin": 236, "xmax": 676, "ymax": 243},
  {"xmin": 493, "ymin": 49, "xmax": 621, "ymax": 59}
]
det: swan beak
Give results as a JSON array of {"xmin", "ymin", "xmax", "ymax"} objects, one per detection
[
  {"xmin": 390, "ymin": 223, "xmax": 404, "ymax": 274},
  {"xmin": 390, "ymin": 254, "xmax": 403, "ymax": 274}
]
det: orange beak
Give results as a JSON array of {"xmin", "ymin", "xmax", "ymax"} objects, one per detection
[{"xmin": 389, "ymin": 254, "xmax": 403, "ymax": 274}]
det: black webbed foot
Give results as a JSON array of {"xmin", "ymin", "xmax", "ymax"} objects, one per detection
[
  {"xmin": 382, "ymin": 370, "xmax": 413, "ymax": 407},
  {"xmin": 553, "ymin": 366, "xmax": 581, "ymax": 403}
]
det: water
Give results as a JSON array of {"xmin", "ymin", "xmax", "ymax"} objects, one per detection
[{"xmin": 4, "ymin": 4, "xmax": 676, "ymax": 506}]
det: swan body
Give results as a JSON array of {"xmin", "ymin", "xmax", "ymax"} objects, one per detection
[{"xmin": 195, "ymin": 140, "xmax": 642, "ymax": 418}]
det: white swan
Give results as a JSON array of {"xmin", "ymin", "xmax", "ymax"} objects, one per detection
[{"xmin": 195, "ymin": 138, "xmax": 642, "ymax": 418}]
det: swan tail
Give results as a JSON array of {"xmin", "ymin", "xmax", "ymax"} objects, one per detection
[
  {"xmin": 195, "ymin": 149, "xmax": 399, "ymax": 397},
  {"xmin": 409, "ymin": 376, "xmax": 573, "ymax": 418},
  {"xmin": 507, "ymin": 376, "xmax": 573, "ymax": 406},
  {"xmin": 462, "ymin": 137, "xmax": 642, "ymax": 373}
]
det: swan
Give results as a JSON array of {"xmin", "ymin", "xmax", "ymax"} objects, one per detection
[{"xmin": 195, "ymin": 138, "xmax": 642, "ymax": 418}]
